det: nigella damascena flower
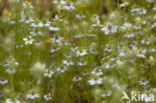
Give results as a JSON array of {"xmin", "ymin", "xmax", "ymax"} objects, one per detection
[
  {"xmin": 5, "ymin": 98, "xmax": 20, "ymax": 103},
  {"xmin": 91, "ymin": 69, "xmax": 103, "ymax": 76},
  {"xmin": 137, "ymin": 54, "xmax": 146, "ymax": 58},
  {"xmin": 44, "ymin": 69, "xmax": 54, "ymax": 78},
  {"xmin": 6, "ymin": 68, "xmax": 16, "ymax": 74},
  {"xmin": 78, "ymin": 61, "xmax": 87, "ymax": 66},
  {"xmin": 146, "ymin": 0, "xmax": 154, "ymax": 3},
  {"xmin": 45, "ymin": 22, "xmax": 51, "ymax": 27},
  {"xmin": 101, "ymin": 91, "xmax": 111, "ymax": 98},
  {"xmin": 120, "ymin": 23, "xmax": 132, "ymax": 30},
  {"xmin": 88, "ymin": 78, "xmax": 103, "ymax": 85},
  {"xmin": 49, "ymin": 26, "xmax": 60, "ymax": 31},
  {"xmin": 0, "ymin": 79, "xmax": 8, "ymax": 85},
  {"xmin": 23, "ymin": 36, "xmax": 34, "ymax": 45},
  {"xmin": 72, "ymin": 77, "xmax": 82, "ymax": 82},
  {"xmin": 60, "ymin": 0, "xmax": 66, "ymax": 5},
  {"xmin": 76, "ymin": 14, "xmax": 86, "ymax": 19},
  {"xmin": 63, "ymin": 60, "xmax": 74, "ymax": 66},
  {"xmin": 151, "ymin": 23, "xmax": 156, "ymax": 28},
  {"xmin": 101, "ymin": 27, "xmax": 110, "ymax": 35},
  {"xmin": 37, "ymin": 22, "xmax": 44, "ymax": 27},
  {"xmin": 153, "ymin": 7, "xmax": 156, "ymax": 11},
  {"xmin": 31, "ymin": 23, "xmax": 37, "ymax": 27},
  {"xmin": 89, "ymin": 48, "xmax": 98, "ymax": 54},
  {"xmin": 120, "ymin": 2, "xmax": 129, "ymax": 8},
  {"xmin": 76, "ymin": 49, "xmax": 87, "ymax": 57},
  {"xmin": 104, "ymin": 48, "xmax": 112, "ymax": 52},
  {"xmin": 51, "ymin": 36, "xmax": 63, "ymax": 43},
  {"xmin": 56, "ymin": 66, "xmax": 67, "ymax": 73},
  {"xmin": 50, "ymin": 47, "xmax": 61, "ymax": 53},
  {"xmin": 124, "ymin": 33, "xmax": 135, "ymax": 38},
  {"xmin": 44, "ymin": 93, "xmax": 52, "ymax": 101},
  {"xmin": 138, "ymin": 80, "xmax": 149, "ymax": 86},
  {"xmin": 74, "ymin": 34, "xmax": 84, "ymax": 38},
  {"xmin": 54, "ymin": 15, "xmax": 63, "ymax": 22},
  {"xmin": 101, "ymin": 25, "xmax": 118, "ymax": 35},
  {"xmin": 131, "ymin": 8, "xmax": 146, "ymax": 15},
  {"xmin": 26, "ymin": 93, "xmax": 39, "ymax": 100},
  {"xmin": 63, "ymin": 3, "xmax": 76, "ymax": 10}
]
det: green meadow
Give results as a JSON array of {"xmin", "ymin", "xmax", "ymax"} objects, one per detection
[{"xmin": 0, "ymin": 0, "xmax": 156, "ymax": 103}]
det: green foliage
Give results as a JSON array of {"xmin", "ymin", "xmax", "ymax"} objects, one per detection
[{"xmin": 0, "ymin": 0, "xmax": 156, "ymax": 103}]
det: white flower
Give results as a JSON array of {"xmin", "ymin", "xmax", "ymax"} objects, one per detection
[
  {"xmin": 120, "ymin": 2, "xmax": 129, "ymax": 7},
  {"xmin": 38, "ymin": 31, "xmax": 43, "ymax": 36},
  {"xmin": 119, "ymin": 52, "xmax": 125, "ymax": 57},
  {"xmin": 142, "ymin": 20, "xmax": 147, "ymax": 24},
  {"xmin": 91, "ymin": 69, "xmax": 103, "ymax": 76},
  {"xmin": 142, "ymin": 49, "xmax": 146, "ymax": 54},
  {"xmin": 151, "ymin": 23, "xmax": 156, "ymax": 28},
  {"xmin": 153, "ymin": 7, "xmax": 156, "ymax": 11},
  {"xmin": 5, "ymin": 99, "xmax": 20, "ymax": 103},
  {"xmin": 23, "ymin": 36, "xmax": 34, "ymax": 45},
  {"xmin": 26, "ymin": 93, "xmax": 39, "ymax": 100},
  {"xmin": 111, "ymin": 26, "xmax": 118, "ymax": 33},
  {"xmin": 138, "ymin": 80, "xmax": 148, "ymax": 86},
  {"xmin": 76, "ymin": 14, "xmax": 86, "ymax": 19},
  {"xmin": 76, "ymin": 50, "xmax": 87, "ymax": 57},
  {"xmin": 96, "ymin": 78, "xmax": 103, "ymax": 84},
  {"xmin": 45, "ymin": 23, "xmax": 50, "ymax": 27},
  {"xmin": 15, "ymin": 100, "xmax": 20, "ymax": 103},
  {"xmin": 53, "ymin": 0, "xmax": 58, "ymax": 4},
  {"xmin": 6, "ymin": 69, "xmax": 16, "ymax": 74},
  {"xmin": 88, "ymin": 78, "xmax": 103, "ymax": 85},
  {"xmin": 104, "ymin": 48, "xmax": 112, "ymax": 52},
  {"xmin": 49, "ymin": 26, "xmax": 60, "ymax": 31},
  {"xmin": 60, "ymin": 0, "xmax": 66, "ymax": 5},
  {"xmin": 110, "ymin": 58, "xmax": 116, "ymax": 61},
  {"xmin": 131, "ymin": 8, "xmax": 146, "ymax": 15},
  {"xmin": 56, "ymin": 66, "xmax": 67, "ymax": 73},
  {"xmin": 31, "ymin": 23, "xmax": 37, "ymax": 27},
  {"xmin": 38, "ymin": 22, "xmax": 44, "ymax": 27},
  {"xmin": 63, "ymin": 3, "xmax": 75, "ymax": 10},
  {"xmin": 78, "ymin": 61, "xmax": 87, "ymax": 66},
  {"xmin": 151, "ymin": 48, "xmax": 156, "ymax": 52},
  {"xmin": 51, "ymin": 36, "xmax": 63, "ymax": 43},
  {"xmin": 88, "ymin": 79, "xmax": 96, "ymax": 85},
  {"xmin": 44, "ymin": 93, "xmax": 52, "ymax": 101},
  {"xmin": 101, "ymin": 91, "xmax": 111, "ymax": 97},
  {"xmin": 5, "ymin": 98, "xmax": 13, "ymax": 103},
  {"xmin": 137, "ymin": 54, "xmax": 145, "ymax": 58},
  {"xmin": 89, "ymin": 47, "xmax": 98, "ymax": 54},
  {"xmin": 50, "ymin": 47, "xmax": 61, "ymax": 53},
  {"xmin": 96, "ymin": 71, "xmax": 103, "ymax": 76},
  {"xmin": 127, "ymin": 33, "xmax": 135, "ymax": 38},
  {"xmin": 44, "ymin": 69, "xmax": 54, "ymax": 78},
  {"xmin": 30, "ymin": 31, "xmax": 37, "ymax": 36},
  {"xmin": 25, "ymin": 20, "xmax": 30, "ymax": 24},
  {"xmin": 105, "ymin": 64, "xmax": 110, "ymax": 69},
  {"xmin": 117, "ymin": 60, "xmax": 125, "ymax": 67},
  {"xmin": 0, "ymin": 80, "xmax": 8, "ymax": 85},
  {"xmin": 121, "ymin": 23, "xmax": 132, "ymax": 30},
  {"xmin": 63, "ymin": 60, "xmax": 74, "ymax": 66},
  {"xmin": 73, "ymin": 77, "xmax": 82, "ymax": 82},
  {"xmin": 101, "ymin": 27, "xmax": 110, "ymax": 35},
  {"xmin": 153, "ymin": 15, "xmax": 156, "ymax": 19},
  {"xmin": 102, "ymin": 25, "xmax": 118, "ymax": 35},
  {"xmin": 146, "ymin": 0, "xmax": 153, "ymax": 3},
  {"xmin": 29, "ymin": 17, "xmax": 34, "ymax": 22},
  {"xmin": 74, "ymin": 34, "xmax": 84, "ymax": 38}
]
